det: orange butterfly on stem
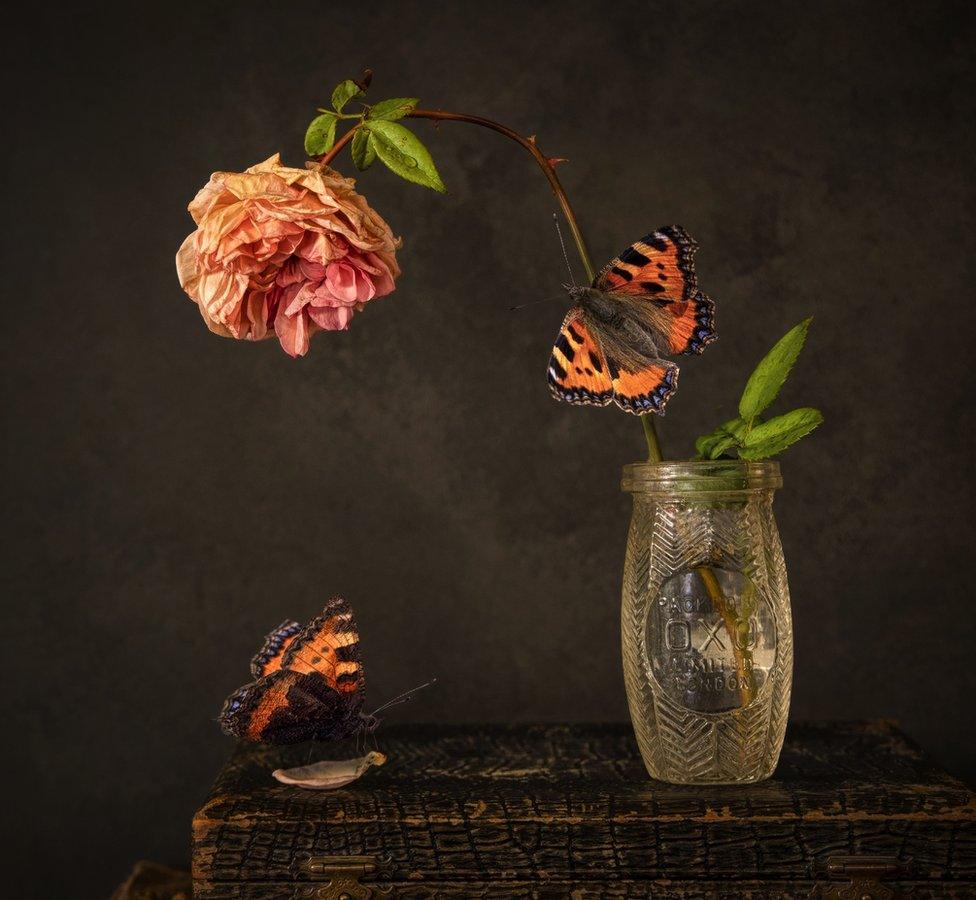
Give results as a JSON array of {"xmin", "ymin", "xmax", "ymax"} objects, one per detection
[{"xmin": 547, "ymin": 226, "xmax": 716, "ymax": 415}]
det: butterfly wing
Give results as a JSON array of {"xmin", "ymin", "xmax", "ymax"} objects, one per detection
[
  {"xmin": 595, "ymin": 225, "xmax": 716, "ymax": 355},
  {"xmin": 547, "ymin": 310, "xmax": 614, "ymax": 407},
  {"xmin": 547, "ymin": 310, "xmax": 678, "ymax": 415},
  {"xmin": 250, "ymin": 619, "xmax": 302, "ymax": 677},
  {"xmin": 219, "ymin": 596, "xmax": 366, "ymax": 745},
  {"xmin": 219, "ymin": 670, "xmax": 363, "ymax": 745},
  {"xmin": 280, "ymin": 595, "xmax": 365, "ymax": 695},
  {"xmin": 608, "ymin": 358, "xmax": 679, "ymax": 415}
]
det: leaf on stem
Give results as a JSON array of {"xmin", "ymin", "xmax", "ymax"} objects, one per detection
[
  {"xmin": 305, "ymin": 112, "xmax": 339, "ymax": 155},
  {"xmin": 738, "ymin": 407, "xmax": 823, "ymax": 459},
  {"xmin": 332, "ymin": 79, "xmax": 364, "ymax": 113},
  {"xmin": 738, "ymin": 318, "xmax": 812, "ymax": 422},
  {"xmin": 702, "ymin": 432, "xmax": 738, "ymax": 460},
  {"xmin": 368, "ymin": 97, "xmax": 420, "ymax": 121},
  {"xmin": 695, "ymin": 428, "xmax": 726, "ymax": 460},
  {"xmin": 368, "ymin": 120, "xmax": 446, "ymax": 192},
  {"xmin": 351, "ymin": 127, "xmax": 377, "ymax": 170},
  {"xmin": 694, "ymin": 417, "xmax": 753, "ymax": 460}
]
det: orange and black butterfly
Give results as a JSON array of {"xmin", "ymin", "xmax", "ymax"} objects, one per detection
[
  {"xmin": 219, "ymin": 596, "xmax": 371, "ymax": 745},
  {"xmin": 547, "ymin": 225, "xmax": 716, "ymax": 415}
]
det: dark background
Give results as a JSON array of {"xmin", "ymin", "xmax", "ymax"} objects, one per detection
[{"xmin": 4, "ymin": 1, "xmax": 974, "ymax": 896}]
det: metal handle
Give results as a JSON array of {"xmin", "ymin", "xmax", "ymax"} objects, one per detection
[{"xmin": 294, "ymin": 855, "xmax": 394, "ymax": 899}]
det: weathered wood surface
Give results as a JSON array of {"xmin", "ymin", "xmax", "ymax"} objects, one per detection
[
  {"xmin": 193, "ymin": 721, "xmax": 976, "ymax": 894},
  {"xmin": 192, "ymin": 879, "xmax": 976, "ymax": 899}
]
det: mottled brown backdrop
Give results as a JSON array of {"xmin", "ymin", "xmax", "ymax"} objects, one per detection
[{"xmin": 4, "ymin": 1, "xmax": 974, "ymax": 896}]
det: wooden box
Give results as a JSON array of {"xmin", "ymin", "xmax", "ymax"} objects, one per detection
[{"xmin": 192, "ymin": 721, "xmax": 976, "ymax": 897}]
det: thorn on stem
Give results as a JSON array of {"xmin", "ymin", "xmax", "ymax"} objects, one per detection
[{"xmin": 547, "ymin": 157, "xmax": 569, "ymax": 167}]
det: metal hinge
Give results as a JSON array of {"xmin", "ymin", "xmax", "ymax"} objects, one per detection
[
  {"xmin": 294, "ymin": 854, "xmax": 395, "ymax": 899},
  {"xmin": 819, "ymin": 854, "xmax": 908, "ymax": 900}
]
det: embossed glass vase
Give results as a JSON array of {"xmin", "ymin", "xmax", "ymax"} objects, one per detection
[{"xmin": 620, "ymin": 461, "xmax": 792, "ymax": 784}]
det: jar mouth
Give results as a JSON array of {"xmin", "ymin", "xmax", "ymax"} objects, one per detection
[{"xmin": 621, "ymin": 460, "xmax": 782, "ymax": 495}]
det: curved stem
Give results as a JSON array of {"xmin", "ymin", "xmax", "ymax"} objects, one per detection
[
  {"xmin": 407, "ymin": 109, "xmax": 596, "ymax": 282},
  {"xmin": 319, "ymin": 107, "xmax": 664, "ymax": 460},
  {"xmin": 320, "ymin": 125, "xmax": 359, "ymax": 167}
]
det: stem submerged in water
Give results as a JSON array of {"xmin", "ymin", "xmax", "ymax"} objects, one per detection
[
  {"xmin": 696, "ymin": 566, "xmax": 756, "ymax": 708},
  {"xmin": 321, "ymin": 106, "xmax": 666, "ymax": 460}
]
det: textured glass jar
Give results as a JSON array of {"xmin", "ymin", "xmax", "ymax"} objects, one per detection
[{"xmin": 620, "ymin": 461, "xmax": 792, "ymax": 784}]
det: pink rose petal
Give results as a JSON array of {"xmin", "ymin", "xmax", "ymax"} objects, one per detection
[
  {"xmin": 176, "ymin": 156, "xmax": 401, "ymax": 354},
  {"xmin": 308, "ymin": 305, "xmax": 354, "ymax": 331}
]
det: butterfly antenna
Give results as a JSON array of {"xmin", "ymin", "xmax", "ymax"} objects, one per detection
[
  {"xmin": 509, "ymin": 293, "xmax": 565, "ymax": 312},
  {"xmin": 369, "ymin": 678, "xmax": 437, "ymax": 716},
  {"xmin": 371, "ymin": 696, "xmax": 413, "ymax": 715},
  {"xmin": 553, "ymin": 213, "xmax": 577, "ymax": 287}
]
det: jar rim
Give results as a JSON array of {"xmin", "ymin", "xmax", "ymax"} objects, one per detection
[{"xmin": 621, "ymin": 459, "xmax": 782, "ymax": 495}]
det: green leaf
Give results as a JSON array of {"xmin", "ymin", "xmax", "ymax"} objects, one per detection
[
  {"xmin": 706, "ymin": 433, "xmax": 739, "ymax": 459},
  {"xmin": 351, "ymin": 127, "xmax": 377, "ymax": 170},
  {"xmin": 368, "ymin": 97, "xmax": 419, "ymax": 121},
  {"xmin": 738, "ymin": 318, "xmax": 812, "ymax": 422},
  {"xmin": 721, "ymin": 417, "xmax": 752, "ymax": 441},
  {"xmin": 695, "ymin": 429, "xmax": 727, "ymax": 460},
  {"xmin": 738, "ymin": 407, "xmax": 823, "ymax": 459},
  {"xmin": 304, "ymin": 112, "xmax": 339, "ymax": 156},
  {"xmin": 694, "ymin": 435, "xmax": 713, "ymax": 459},
  {"xmin": 368, "ymin": 120, "xmax": 446, "ymax": 192},
  {"xmin": 331, "ymin": 79, "xmax": 364, "ymax": 113},
  {"xmin": 694, "ymin": 418, "xmax": 748, "ymax": 460}
]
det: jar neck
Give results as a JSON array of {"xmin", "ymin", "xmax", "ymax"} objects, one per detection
[{"xmin": 621, "ymin": 460, "xmax": 782, "ymax": 498}]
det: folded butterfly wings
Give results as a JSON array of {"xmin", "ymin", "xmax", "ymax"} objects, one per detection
[
  {"xmin": 220, "ymin": 595, "xmax": 366, "ymax": 745},
  {"xmin": 547, "ymin": 225, "xmax": 716, "ymax": 415}
]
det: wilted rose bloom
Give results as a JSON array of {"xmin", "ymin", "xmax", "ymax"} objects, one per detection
[{"xmin": 176, "ymin": 154, "xmax": 400, "ymax": 357}]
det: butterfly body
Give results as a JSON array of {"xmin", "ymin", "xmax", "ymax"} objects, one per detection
[
  {"xmin": 571, "ymin": 285, "xmax": 669, "ymax": 367},
  {"xmin": 548, "ymin": 226, "xmax": 716, "ymax": 415}
]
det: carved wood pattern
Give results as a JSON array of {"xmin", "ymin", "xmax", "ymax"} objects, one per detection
[
  {"xmin": 193, "ymin": 722, "xmax": 976, "ymax": 895},
  {"xmin": 193, "ymin": 879, "xmax": 976, "ymax": 899}
]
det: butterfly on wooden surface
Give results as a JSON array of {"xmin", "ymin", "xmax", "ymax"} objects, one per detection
[
  {"xmin": 219, "ymin": 595, "xmax": 431, "ymax": 745},
  {"xmin": 547, "ymin": 225, "xmax": 716, "ymax": 415}
]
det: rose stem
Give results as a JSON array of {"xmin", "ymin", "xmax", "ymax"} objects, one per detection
[
  {"xmin": 696, "ymin": 565, "xmax": 755, "ymax": 708},
  {"xmin": 641, "ymin": 415, "xmax": 663, "ymax": 462},
  {"xmin": 320, "ymin": 109, "xmax": 665, "ymax": 462}
]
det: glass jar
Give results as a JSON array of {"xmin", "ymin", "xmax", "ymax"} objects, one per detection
[{"xmin": 620, "ymin": 460, "xmax": 792, "ymax": 784}]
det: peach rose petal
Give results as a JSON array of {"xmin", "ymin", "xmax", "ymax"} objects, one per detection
[{"xmin": 176, "ymin": 155, "xmax": 401, "ymax": 356}]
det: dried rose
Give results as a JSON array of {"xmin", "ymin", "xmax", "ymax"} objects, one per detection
[{"xmin": 176, "ymin": 154, "xmax": 400, "ymax": 357}]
